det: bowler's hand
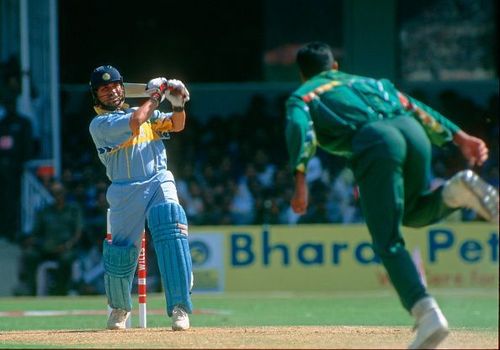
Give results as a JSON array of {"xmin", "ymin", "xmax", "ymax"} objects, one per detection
[
  {"xmin": 453, "ymin": 130, "xmax": 489, "ymax": 167},
  {"xmin": 291, "ymin": 171, "xmax": 308, "ymax": 215}
]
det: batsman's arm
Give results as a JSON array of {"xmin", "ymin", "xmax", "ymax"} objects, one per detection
[
  {"xmin": 129, "ymin": 99, "xmax": 160, "ymax": 135},
  {"xmin": 151, "ymin": 110, "xmax": 186, "ymax": 133},
  {"xmin": 164, "ymin": 79, "xmax": 189, "ymax": 132},
  {"xmin": 129, "ymin": 77, "xmax": 169, "ymax": 134},
  {"xmin": 148, "ymin": 78, "xmax": 189, "ymax": 133},
  {"xmin": 170, "ymin": 110, "xmax": 186, "ymax": 132}
]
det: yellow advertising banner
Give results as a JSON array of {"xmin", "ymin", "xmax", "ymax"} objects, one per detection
[{"xmin": 189, "ymin": 223, "xmax": 498, "ymax": 292}]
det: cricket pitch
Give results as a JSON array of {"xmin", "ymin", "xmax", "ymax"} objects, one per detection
[{"xmin": 0, "ymin": 326, "xmax": 496, "ymax": 349}]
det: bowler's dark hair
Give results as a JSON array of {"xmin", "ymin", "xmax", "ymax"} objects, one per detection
[{"xmin": 296, "ymin": 42, "xmax": 334, "ymax": 79}]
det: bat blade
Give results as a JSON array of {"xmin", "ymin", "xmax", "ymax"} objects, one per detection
[
  {"xmin": 124, "ymin": 82, "xmax": 184, "ymax": 98},
  {"xmin": 124, "ymin": 83, "xmax": 147, "ymax": 98}
]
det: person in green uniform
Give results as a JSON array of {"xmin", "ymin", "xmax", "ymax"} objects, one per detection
[
  {"xmin": 16, "ymin": 182, "xmax": 83, "ymax": 295},
  {"xmin": 285, "ymin": 42, "xmax": 498, "ymax": 350}
]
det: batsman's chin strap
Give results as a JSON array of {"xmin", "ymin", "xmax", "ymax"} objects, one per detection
[{"xmin": 94, "ymin": 103, "xmax": 130, "ymax": 115}]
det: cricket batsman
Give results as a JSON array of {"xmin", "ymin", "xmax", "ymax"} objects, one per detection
[
  {"xmin": 88, "ymin": 65, "xmax": 193, "ymax": 330},
  {"xmin": 285, "ymin": 42, "xmax": 498, "ymax": 349}
]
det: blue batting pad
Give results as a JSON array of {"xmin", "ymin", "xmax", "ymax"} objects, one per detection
[
  {"xmin": 103, "ymin": 241, "xmax": 139, "ymax": 311},
  {"xmin": 148, "ymin": 202, "xmax": 193, "ymax": 316}
]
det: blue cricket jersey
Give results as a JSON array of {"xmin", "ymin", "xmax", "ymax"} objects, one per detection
[{"xmin": 89, "ymin": 107, "xmax": 174, "ymax": 183}]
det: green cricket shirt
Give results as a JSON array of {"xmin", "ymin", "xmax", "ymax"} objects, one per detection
[{"xmin": 285, "ymin": 70, "xmax": 461, "ymax": 173}]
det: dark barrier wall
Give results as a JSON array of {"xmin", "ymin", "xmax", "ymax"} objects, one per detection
[{"xmin": 342, "ymin": 0, "xmax": 397, "ymax": 81}]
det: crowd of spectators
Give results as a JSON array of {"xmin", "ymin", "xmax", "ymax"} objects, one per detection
[
  {"xmin": 400, "ymin": 0, "xmax": 496, "ymax": 80},
  {"xmin": 3, "ymin": 88, "xmax": 499, "ymax": 296},
  {"xmin": 59, "ymin": 90, "xmax": 498, "ymax": 229},
  {"xmin": 69, "ymin": 91, "xmax": 498, "ymax": 296},
  {"xmin": 31, "ymin": 88, "xmax": 493, "ymax": 296},
  {"xmin": 9, "ymin": 88, "xmax": 500, "ymax": 296}
]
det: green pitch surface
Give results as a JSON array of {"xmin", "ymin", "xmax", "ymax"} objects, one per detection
[{"xmin": 0, "ymin": 289, "xmax": 497, "ymax": 347}]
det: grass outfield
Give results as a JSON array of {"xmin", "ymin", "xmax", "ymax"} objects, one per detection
[{"xmin": 0, "ymin": 289, "xmax": 497, "ymax": 348}]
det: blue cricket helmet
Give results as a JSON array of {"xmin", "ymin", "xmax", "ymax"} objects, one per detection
[
  {"xmin": 89, "ymin": 65, "xmax": 123, "ymax": 89},
  {"xmin": 89, "ymin": 65, "xmax": 124, "ymax": 109}
]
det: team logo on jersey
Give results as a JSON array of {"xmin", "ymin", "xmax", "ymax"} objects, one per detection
[{"xmin": 102, "ymin": 73, "xmax": 111, "ymax": 81}]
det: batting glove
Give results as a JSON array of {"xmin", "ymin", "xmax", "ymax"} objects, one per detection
[
  {"xmin": 146, "ymin": 77, "xmax": 168, "ymax": 104},
  {"xmin": 165, "ymin": 79, "xmax": 190, "ymax": 111}
]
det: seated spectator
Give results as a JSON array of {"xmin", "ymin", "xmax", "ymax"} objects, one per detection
[
  {"xmin": 71, "ymin": 186, "xmax": 107, "ymax": 294},
  {"xmin": 254, "ymin": 149, "xmax": 277, "ymax": 189},
  {"xmin": 182, "ymin": 180, "xmax": 206, "ymax": 225},
  {"xmin": 230, "ymin": 179, "xmax": 255, "ymax": 225},
  {"xmin": 14, "ymin": 182, "xmax": 83, "ymax": 295}
]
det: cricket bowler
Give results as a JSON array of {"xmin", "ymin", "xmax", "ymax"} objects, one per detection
[{"xmin": 285, "ymin": 42, "xmax": 498, "ymax": 349}]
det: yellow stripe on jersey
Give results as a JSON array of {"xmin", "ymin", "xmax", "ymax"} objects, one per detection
[
  {"xmin": 125, "ymin": 146, "xmax": 131, "ymax": 178},
  {"xmin": 151, "ymin": 118, "xmax": 173, "ymax": 132},
  {"xmin": 108, "ymin": 122, "xmax": 161, "ymax": 154}
]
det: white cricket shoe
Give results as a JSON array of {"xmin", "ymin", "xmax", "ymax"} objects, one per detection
[
  {"xmin": 442, "ymin": 170, "xmax": 499, "ymax": 223},
  {"xmin": 408, "ymin": 297, "xmax": 449, "ymax": 349},
  {"xmin": 172, "ymin": 305, "xmax": 190, "ymax": 331},
  {"xmin": 107, "ymin": 308, "xmax": 130, "ymax": 330}
]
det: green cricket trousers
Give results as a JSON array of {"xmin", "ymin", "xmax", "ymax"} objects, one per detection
[{"xmin": 350, "ymin": 115, "xmax": 454, "ymax": 312}]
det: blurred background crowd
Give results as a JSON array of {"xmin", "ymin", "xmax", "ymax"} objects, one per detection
[
  {"xmin": 0, "ymin": 0, "xmax": 497, "ymax": 297},
  {"xmin": 3, "ymin": 70, "xmax": 497, "ymax": 296}
]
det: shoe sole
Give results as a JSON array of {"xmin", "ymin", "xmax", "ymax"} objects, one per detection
[
  {"xmin": 107, "ymin": 325, "xmax": 126, "ymax": 330},
  {"xmin": 172, "ymin": 325, "xmax": 190, "ymax": 331},
  {"xmin": 460, "ymin": 172, "xmax": 498, "ymax": 222},
  {"xmin": 413, "ymin": 327, "xmax": 449, "ymax": 349}
]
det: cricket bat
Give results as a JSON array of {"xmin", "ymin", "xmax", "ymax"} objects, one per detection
[
  {"xmin": 123, "ymin": 82, "xmax": 186, "ymax": 99},
  {"xmin": 123, "ymin": 83, "xmax": 148, "ymax": 98}
]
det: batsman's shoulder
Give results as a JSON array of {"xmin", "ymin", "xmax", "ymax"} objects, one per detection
[
  {"xmin": 89, "ymin": 112, "xmax": 114, "ymax": 134},
  {"xmin": 89, "ymin": 116, "xmax": 102, "ymax": 136}
]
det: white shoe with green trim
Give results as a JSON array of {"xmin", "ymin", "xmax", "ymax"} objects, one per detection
[
  {"xmin": 442, "ymin": 170, "xmax": 498, "ymax": 223},
  {"xmin": 408, "ymin": 297, "xmax": 449, "ymax": 349},
  {"xmin": 107, "ymin": 308, "xmax": 130, "ymax": 330},
  {"xmin": 172, "ymin": 305, "xmax": 190, "ymax": 331}
]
